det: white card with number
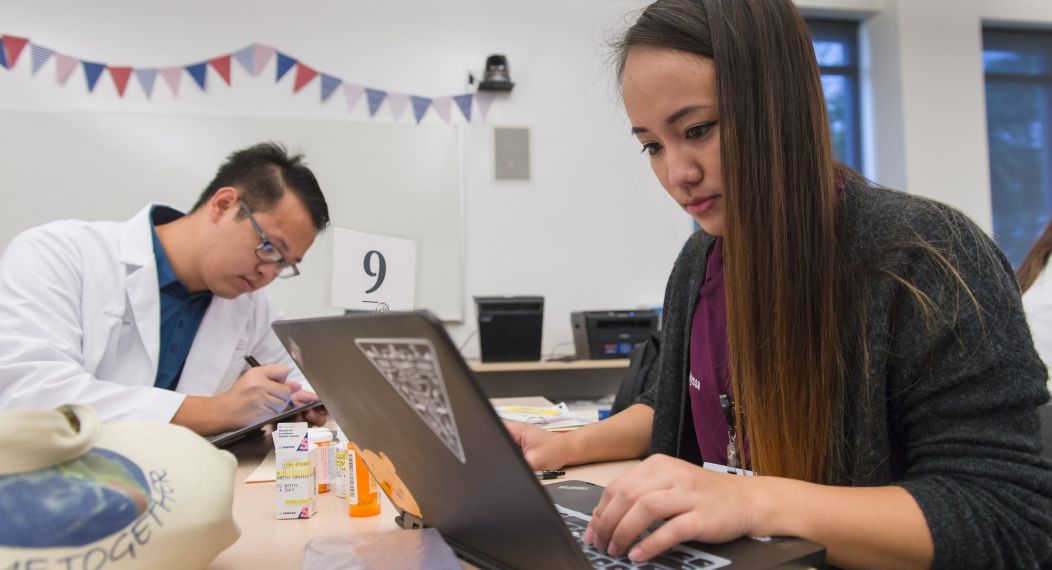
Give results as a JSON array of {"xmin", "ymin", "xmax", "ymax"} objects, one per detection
[{"xmin": 330, "ymin": 228, "xmax": 417, "ymax": 312}]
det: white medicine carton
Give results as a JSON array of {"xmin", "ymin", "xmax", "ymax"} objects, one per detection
[{"xmin": 273, "ymin": 422, "xmax": 318, "ymax": 519}]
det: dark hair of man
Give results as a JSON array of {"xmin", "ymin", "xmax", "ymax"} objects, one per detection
[
  {"xmin": 192, "ymin": 142, "xmax": 330, "ymax": 231},
  {"xmin": 1018, "ymin": 219, "xmax": 1052, "ymax": 293},
  {"xmin": 616, "ymin": 0, "xmax": 850, "ymax": 484}
]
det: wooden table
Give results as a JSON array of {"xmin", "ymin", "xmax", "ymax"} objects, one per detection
[{"xmin": 208, "ymin": 405, "xmax": 635, "ymax": 569}]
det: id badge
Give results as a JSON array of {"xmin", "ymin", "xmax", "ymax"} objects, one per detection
[{"xmin": 703, "ymin": 461, "xmax": 755, "ymax": 477}]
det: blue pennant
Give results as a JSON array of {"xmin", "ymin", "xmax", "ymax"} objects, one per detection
[
  {"xmin": 453, "ymin": 94, "xmax": 473, "ymax": 122},
  {"xmin": 186, "ymin": 62, "xmax": 207, "ymax": 90},
  {"xmin": 83, "ymin": 61, "xmax": 106, "ymax": 92},
  {"xmin": 411, "ymin": 96, "xmax": 432, "ymax": 124},
  {"xmin": 320, "ymin": 74, "xmax": 341, "ymax": 102},
  {"xmin": 365, "ymin": 88, "xmax": 387, "ymax": 117},
  {"xmin": 1, "ymin": 43, "xmax": 10, "ymax": 70},
  {"xmin": 276, "ymin": 52, "xmax": 296, "ymax": 82}
]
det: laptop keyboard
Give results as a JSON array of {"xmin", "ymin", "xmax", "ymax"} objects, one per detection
[{"xmin": 556, "ymin": 505, "xmax": 731, "ymax": 569}]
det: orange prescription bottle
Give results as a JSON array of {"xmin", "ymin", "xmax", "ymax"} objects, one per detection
[
  {"xmin": 307, "ymin": 428, "xmax": 334, "ymax": 493},
  {"xmin": 347, "ymin": 445, "xmax": 380, "ymax": 517}
]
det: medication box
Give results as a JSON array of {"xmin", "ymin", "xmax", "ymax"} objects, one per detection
[{"xmin": 273, "ymin": 422, "xmax": 318, "ymax": 519}]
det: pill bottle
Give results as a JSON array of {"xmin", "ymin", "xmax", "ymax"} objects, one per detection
[
  {"xmin": 346, "ymin": 445, "xmax": 380, "ymax": 517},
  {"xmin": 333, "ymin": 430, "xmax": 349, "ymax": 498},
  {"xmin": 307, "ymin": 428, "xmax": 334, "ymax": 493}
]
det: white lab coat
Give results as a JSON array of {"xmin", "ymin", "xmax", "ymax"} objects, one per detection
[
  {"xmin": 0, "ymin": 204, "xmax": 301, "ymax": 422},
  {"xmin": 1023, "ymin": 264, "xmax": 1052, "ymax": 384}
]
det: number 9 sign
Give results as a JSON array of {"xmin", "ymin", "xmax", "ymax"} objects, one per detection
[
  {"xmin": 363, "ymin": 250, "xmax": 386, "ymax": 294},
  {"xmin": 331, "ymin": 228, "xmax": 417, "ymax": 312}
]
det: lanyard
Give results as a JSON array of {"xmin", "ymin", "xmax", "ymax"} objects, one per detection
[{"xmin": 719, "ymin": 393, "xmax": 740, "ymax": 469}]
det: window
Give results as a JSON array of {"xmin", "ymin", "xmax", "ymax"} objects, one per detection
[
  {"xmin": 808, "ymin": 19, "xmax": 863, "ymax": 171},
  {"xmin": 691, "ymin": 20, "xmax": 864, "ymax": 233},
  {"xmin": 983, "ymin": 29, "xmax": 1052, "ymax": 268}
]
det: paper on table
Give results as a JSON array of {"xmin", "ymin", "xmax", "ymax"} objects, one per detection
[
  {"xmin": 245, "ymin": 450, "xmax": 277, "ymax": 483},
  {"xmin": 495, "ymin": 402, "xmax": 596, "ymax": 431}
]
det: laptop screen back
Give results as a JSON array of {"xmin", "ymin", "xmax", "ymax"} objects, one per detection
[{"xmin": 272, "ymin": 311, "xmax": 589, "ymax": 569}]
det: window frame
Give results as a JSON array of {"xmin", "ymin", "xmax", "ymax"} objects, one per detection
[
  {"xmin": 807, "ymin": 18, "xmax": 864, "ymax": 171},
  {"xmin": 982, "ymin": 27, "xmax": 1052, "ymax": 267}
]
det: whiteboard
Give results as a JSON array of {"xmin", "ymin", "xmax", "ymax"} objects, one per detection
[{"xmin": 0, "ymin": 111, "xmax": 464, "ymax": 320}]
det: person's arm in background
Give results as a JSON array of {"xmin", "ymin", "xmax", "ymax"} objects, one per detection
[
  {"xmin": 1022, "ymin": 265, "xmax": 1052, "ymax": 381},
  {"xmin": 505, "ymin": 403, "xmax": 653, "ymax": 470}
]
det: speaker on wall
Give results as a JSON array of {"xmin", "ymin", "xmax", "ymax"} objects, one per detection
[{"xmin": 494, "ymin": 127, "xmax": 531, "ymax": 182}]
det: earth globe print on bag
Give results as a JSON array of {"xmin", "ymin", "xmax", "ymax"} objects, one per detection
[{"xmin": 0, "ymin": 405, "xmax": 240, "ymax": 569}]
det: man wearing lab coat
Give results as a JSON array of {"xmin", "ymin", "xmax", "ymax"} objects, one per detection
[{"xmin": 0, "ymin": 142, "xmax": 329, "ymax": 435}]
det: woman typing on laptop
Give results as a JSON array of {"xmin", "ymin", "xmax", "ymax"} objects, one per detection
[{"xmin": 506, "ymin": 1, "xmax": 1052, "ymax": 568}]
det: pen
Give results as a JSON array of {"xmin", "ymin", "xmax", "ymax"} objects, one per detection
[
  {"xmin": 245, "ymin": 355, "xmax": 292, "ymax": 411},
  {"xmin": 534, "ymin": 470, "xmax": 565, "ymax": 480}
]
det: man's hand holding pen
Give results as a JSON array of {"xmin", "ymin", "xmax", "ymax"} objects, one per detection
[{"xmin": 241, "ymin": 355, "xmax": 328, "ymax": 426}]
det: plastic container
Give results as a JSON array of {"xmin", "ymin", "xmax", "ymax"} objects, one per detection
[
  {"xmin": 307, "ymin": 428, "xmax": 335, "ymax": 494},
  {"xmin": 347, "ymin": 446, "xmax": 380, "ymax": 517},
  {"xmin": 333, "ymin": 431, "xmax": 349, "ymax": 498}
]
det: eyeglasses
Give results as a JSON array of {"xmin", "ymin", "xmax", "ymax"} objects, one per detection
[{"xmin": 238, "ymin": 199, "xmax": 300, "ymax": 279}]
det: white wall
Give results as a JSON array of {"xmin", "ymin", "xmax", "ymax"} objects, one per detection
[
  {"xmin": 1, "ymin": 0, "xmax": 1050, "ymax": 358},
  {"xmin": 863, "ymin": 0, "xmax": 994, "ymax": 231},
  {"xmin": 0, "ymin": 0, "xmax": 690, "ymax": 359}
]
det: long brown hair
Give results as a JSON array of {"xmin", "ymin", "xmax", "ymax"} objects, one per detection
[
  {"xmin": 617, "ymin": 0, "xmax": 848, "ymax": 483},
  {"xmin": 1017, "ymin": 218, "xmax": 1052, "ymax": 293}
]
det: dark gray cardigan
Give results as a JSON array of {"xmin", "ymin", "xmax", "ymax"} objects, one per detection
[{"xmin": 637, "ymin": 183, "xmax": 1052, "ymax": 568}]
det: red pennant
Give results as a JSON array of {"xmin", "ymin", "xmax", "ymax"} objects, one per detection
[
  {"xmin": 209, "ymin": 55, "xmax": 231, "ymax": 86},
  {"xmin": 108, "ymin": 66, "xmax": 133, "ymax": 97},
  {"xmin": 292, "ymin": 63, "xmax": 318, "ymax": 93},
  {"xmin": 3, "ymin": 36, "xmax": 29, "ymax": 68}
]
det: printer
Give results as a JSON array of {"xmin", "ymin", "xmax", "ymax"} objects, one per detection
[{"xmin": 571, "ymin": 309, "xmax": 659, "ymax": 360}]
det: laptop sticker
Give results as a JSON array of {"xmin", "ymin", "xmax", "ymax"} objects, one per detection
[
  {"xmin": 357, "ymin": 446, "xmax": 423, "ymax": 519},
  {"xmin": 355, "ymin": 338, "xmax": 467, "ymax": 463}
]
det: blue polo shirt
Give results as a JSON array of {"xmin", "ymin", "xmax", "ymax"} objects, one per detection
[{"xmin": 151, "ymin": 207, "xmax": 213, "ymax": 391}]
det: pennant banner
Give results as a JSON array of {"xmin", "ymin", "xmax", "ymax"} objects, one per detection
[
  {"xmin": 475, "ymin": 91, "xmax": 495, "ymax": 121},
  {"xmin": 387, "ymin": 93, "xmax": 410, "ymax": 121},
  {"xmin": 344, "ymin": 83, "xmax": 365, "ymax": 112},
  {"xmin": 1, "ymin": 36, "xmax": 488, "ymax": 123},
  {"xmin": 453, "ymin": 94, "xmax": 473, "ymax": 122},
  {"xmin": 160, "ymin": 66, "xmax": 182, "ymax": 95},
  {"xmin": 320, "ymin": 74, "xmax": 341, "ymax": 102},
  {"xmin": 30, "ymin": 44, "xmax": 53, "ymax": 75},
  {"xmin": 253, "ymin": 44, "xmax": 275, "ymax": 76},
  {"xmin": 82, "ymin": 61, "xmax": 105, "ymax": 92},
  {"xmin": 292, "ymin": 62, "xmax": 318, "ymax": 93},
  {"xmin": 411, "ymin": 95, "xmax": 432, "ymax": 124},
  {"xmin": 109, "ymin": 66, "xmax": 132, "ymax": 97},
  {"xmin": 365, "ymin": 88, "xmax": 387, "ymax": 117},
  {"xmin": 3, "ymin": 35, "xmax": 29, "ymax": 69},
  {"xmin": 432, "ymin": 96, "xmax": 452, "ymax": 124},
  {"xmin": 55, "ymin": 53, "xmax": 78, "ymax": 85},
  {"xmin": 135, "ymin": 68, "xmax": 157, "ymax": 99},
  {"xmin": 186, "ymin": 62, "xmax": 207, "ymax": 91},
  {"xmin": 232, "ymin": 46, "xmax": 254, "ymax": 76},
  {"xmin": 209, "ymin": 55, "xmax": 232, "ymax": 86},
  {"xmin": 275, "ymin": 52, "xmax": 296, "ymax": 82}
]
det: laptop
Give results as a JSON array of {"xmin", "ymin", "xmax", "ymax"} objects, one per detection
[{"xmin": 272, "ymin": 311, "xmax": 825, "ymax": 569}]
